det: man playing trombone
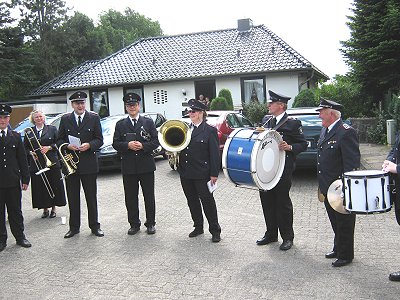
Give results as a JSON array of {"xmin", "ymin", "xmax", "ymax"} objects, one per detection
[
  {"xmin": 57, "ymin": 91, "xmax": 104, "ymax": 238},
  {"xmin": 24, "ymin": 110, "xmax": 66, "ymax": 218}
]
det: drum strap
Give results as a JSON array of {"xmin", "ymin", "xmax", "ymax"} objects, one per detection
[{"xmin": 272, "ymin": 116, "xmax": 289, "ymax": 131}]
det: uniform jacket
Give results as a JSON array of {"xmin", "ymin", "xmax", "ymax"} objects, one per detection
[
  {"xmin": 177, "ymin": 120, "xmax": 220, "ymax": 179},
  {"xmin": 24, "ymin": 124, "xmax": 61, "ymax": 172},
  {"xmin": 112, "ymin": 115, "xmax": 159, "ymax": 175},
  {"xmin": 317, "ymin": 119, "xmax": 360, "ymax": 195},
  {"xmin": 57, "ymin": 111, "xmax": 103, "ymax": 174},
  {"xmin": 0, "ymin": 129, "xmax": 30, "ymax": 188},
  {"xmin": 264, "ymin": 113, "xmax": 308, "ymax": 179},
  {"xmin": 386, "ymin": 133, "xmax": 400, "ymax": 224}
]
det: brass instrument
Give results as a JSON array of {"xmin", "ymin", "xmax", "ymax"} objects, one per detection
[
  {"xmin": 58, "ymin": 143, "xmax": 79, "ymax": 178},
  {"xmin": 24, "ymin": 127, "xmax": 55, "ymax": 198},
  {"xmin": 158, "ymin": 120, "xmax": 191, "ymax": 169},
  {"xmin": 24, "ymin": 127, "xmax": 55, "ymax": 174}
]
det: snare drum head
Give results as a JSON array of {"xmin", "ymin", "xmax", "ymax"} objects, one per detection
[{"xmin": 251, "ymin": 130, "xmax": 285, "ymax": 190}]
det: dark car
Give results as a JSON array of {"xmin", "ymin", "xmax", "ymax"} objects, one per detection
[
  {"xmin": 98, "ymin": 112, "xmax": 167, "ymax": 170},
  {"xmin": 286, "ymin": 107, "xmax": 322, "ymax": 169},
  {"xmin": 181, "ymin": 110, "xmax": 254, "ymax": 155}
]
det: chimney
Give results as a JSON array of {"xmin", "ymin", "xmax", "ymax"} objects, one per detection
[{"xmin": 237, "ymin": 18, "xmax": 253, "ymax": 32}]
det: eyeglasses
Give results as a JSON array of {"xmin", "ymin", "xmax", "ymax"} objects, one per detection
[{"xmin": 188, "ymin": 110, "xmax": 200, "ymax": 113}]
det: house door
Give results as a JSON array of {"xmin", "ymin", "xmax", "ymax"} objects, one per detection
[{"xmin": 194, "ymin": 80, "xmax": 216, "ymax": 102}]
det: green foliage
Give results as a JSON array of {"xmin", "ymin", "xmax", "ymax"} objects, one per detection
[
  {"xmin": 367, "ymin": 109, "xmax": 388, "ymax": 144},
  {"xmin": 387, "ymin": 94, "xmax": 400, "ymax": 131},
  {"xmin": 341, "ymin": 0, "xmax": 400, "ymax": 101},
  {"xmin": 293, "ymin": 89, "xmax": 317, "ymax": 107},
  {"xmin": 217, "ymin": 89, "xmax": 234, "ymax": 110},
  {"xmin": 209, "ymin": 97, "xmax": 230, "ymax": 110},
  {"xmin": 242, "ymin": 101, "xmax": 268, "ymax": 125}
]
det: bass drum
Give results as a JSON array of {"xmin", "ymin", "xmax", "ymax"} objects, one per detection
[{"xmin": 222, "ymin": 128, "xmax": 285, "ymax": 190}]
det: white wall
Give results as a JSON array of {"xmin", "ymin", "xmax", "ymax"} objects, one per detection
[
  {"xmin": 108, "ymin": 87, "xmax": 124, "ymax": 115},
  {"xmin": 266, "ymin": 73, "xmax": 300, "ymax": 108}
]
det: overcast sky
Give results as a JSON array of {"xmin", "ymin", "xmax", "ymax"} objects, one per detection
[{"xmin": 67, "ymin": 0, "xmax": 354, "ymax": 79}]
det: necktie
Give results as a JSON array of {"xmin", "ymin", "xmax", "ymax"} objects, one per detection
[
  {"xmin": 37, "ymin": 129, "xmax": 42, "ymax": 138},
  {"xmin": 270, "ymin": 118, "xmax": 277, "ymax": 128},
  {"xmin": 78, "ymin": 116, "xmax": 82, "ymax": 127},
  {"xmin": 132, "ymin": 119, "xmax": 137, "ymax": 127},
  {"xmin": 322, "ymin": 127, "xmax": 329, "ymax": 138}
]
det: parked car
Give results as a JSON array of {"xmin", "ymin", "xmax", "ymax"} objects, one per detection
[
  {"xmin": 98, "ymin": 113, "xmax": 167, "ymax": 170},
  {"xmin": 13, "ymin": 112, "xmax": 66, "ymax": 141},
  {"xmin": 286, "ymin": 107, "xmax": 322, "ymax": 169},
  {"xmin": 181, "ymin": 110, "xmax": 254, "ymax": 155}
]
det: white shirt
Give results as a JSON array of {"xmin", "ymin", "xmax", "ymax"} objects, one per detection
[{"xmin": 74, "ymin": 112, "xmax": 85, "ymax": 125}]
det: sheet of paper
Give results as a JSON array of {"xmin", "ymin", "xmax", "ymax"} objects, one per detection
[
  {"xmin": 207, "ymin": 180, "xmax": 218, "ymax": 193},
  {"xmin": 68, "ymin": 135, "xmax": 81, "ymax": 147}
]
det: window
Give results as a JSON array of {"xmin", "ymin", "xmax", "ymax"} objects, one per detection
[
  {"xmin": 241, "ymin": 77, "xmax": 265, "ymax": 104},
  {"xmin": 90, "ymin": 90, "xmax": 109, "ymax": 118}
]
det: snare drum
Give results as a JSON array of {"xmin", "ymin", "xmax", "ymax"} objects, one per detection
[
  {"xmin": 343, "ymin": 170, "xmax": 391, "ymax": 214},
  {"xmin": 222, "ymin": 128, "xmax": 285, "ymax": 190}
]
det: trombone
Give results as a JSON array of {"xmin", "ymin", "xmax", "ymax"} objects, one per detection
[
  {"xmin": 24, "ymin": 127, "xmax": 55, "ymax": 198},
  {"xmin": 57, "ymin": 143, "xmax": 79, "ymax": 179}
]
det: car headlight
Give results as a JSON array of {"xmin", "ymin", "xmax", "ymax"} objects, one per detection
[{"xmin": 99, "ymin": 145, "xmax": 117, "ymax": 154}]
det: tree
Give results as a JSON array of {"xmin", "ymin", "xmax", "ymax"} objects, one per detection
[
  {"xmin": 341, "ymin": 0, "xmax": 400, "ymax": 102},
  {"xmin": 97, "ymin": 8, "xmax": 163, "ymax": 54},
  {"xmin": 209, "ymin": 97, "xmax": 229, "ymax": 110},
  {"xmin": 217, "ymin": 89, "xmax": 234, "ymax": 110},
  {"xmin": 292, "ymin": 89, "xmax": 317, "ymax": 107}
]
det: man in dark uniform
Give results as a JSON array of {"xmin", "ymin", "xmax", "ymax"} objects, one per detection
[
  {"xmin": 317, "ymin": 98, "xmax": 360, "ymax": 267},
  {"xmin": 178, "ymin": 99, "xmax": 221, "ymax": 242},
  {"xmin": 382, "ymin": 133, "xmax": 400, "ymax": 281},
  {"xmin": 0, "ymin": 104, "xmax": 31, "ymax": 252},
  {"xmin": 113, "ymin": 93, "xmax": 159, "ymax": 235},
  {"xmin": 57, "ymin": 91, "xmax": 104, "ymax": 238},
  {"xmin": 257, "ymin": 90, "xmax": 307, "ymax": 251}
]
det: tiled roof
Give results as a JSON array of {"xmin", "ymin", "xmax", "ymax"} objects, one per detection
[
  {"xmin": 52, "ymin": 25, "xmax": 328, "ymax": 91},
  {"xmin": 27, "ymin": 60, "xmax": 99, "ymax": 97}
]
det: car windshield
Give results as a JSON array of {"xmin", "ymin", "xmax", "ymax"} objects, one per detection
[{"xmin": 13, "ymin": 113, "xmax": 62, "ymax": 133}]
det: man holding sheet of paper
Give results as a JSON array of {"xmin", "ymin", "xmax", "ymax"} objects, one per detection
[{"xmin": 57, "ymin": 91, "xmax": 104, "ymax": 239}]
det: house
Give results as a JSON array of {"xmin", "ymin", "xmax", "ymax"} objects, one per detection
[{"xmin": 24, "ymin": 18, "xmax": 328, "ymax": 121}]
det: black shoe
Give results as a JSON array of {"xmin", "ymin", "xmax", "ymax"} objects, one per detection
[
  {"xmin": 211, "ymin": 233, "xmax": 221, "ymax": 243},
  {"xmin": 128, "ymin": 227, "xmax": 140, "ymax": 235},
  {"xmin": 389, "ymin": 271, "xmax": 400, "ymax": 282},
  {"xmin": 49, "ymin": 211, "xmax": 56, "ymax": 218},
  {"xmin": 279, "ymin": 240, "xmax": 293, "ymax": 251},
  {"xmin": 0, "ymin": 242, "xmax": 6, "ymax": 252},
  {"xmin": 147, "ymin": 225, "xmax": 156, "ymax": 234},
  {"xmin": 16, "ymin": 238, "xmax": 32, "ymax": 248},
  {"xmin": 332, "ymin": 259, "xmax": 352, "ymax": 267},
  {"xmin": 64, "ymin": 230, "xmax": 79, "ymax": 238},
  {"xmin": 92, "ymin": 228, "xmax": 104, "ymax": 237},
  {"xmin": 325, "ymin": 251, "xmax": 337, "ymax": 259},
  {"xmin": 41, "ymin": 211, "xmax": 49, "ymax": 218},
  {"xmin": 188, "ymin": 228, "xmax": 204, "ymax": 238},
  {"xmin": 256, "ymin": 235, "xmax": 278, "ymax": 245}
]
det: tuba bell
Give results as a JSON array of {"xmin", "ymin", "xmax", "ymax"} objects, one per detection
[
  {"xmin": 158, "ymin": 120, "xmax": 191, "ymax": 169},
  {"xmin": 57, "ymin": 143, "xmax": 79, "ymax": 178}
]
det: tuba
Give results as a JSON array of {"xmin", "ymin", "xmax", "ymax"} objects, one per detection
[
  {"xmin": 24, "ymin": 127, "xmax": 55, "ymax": 198},
  {"xmin": 57, "ymin": 143, "xmax": 79, "ymax": 178},
  {"xmin": 158, "ymin": 120, "xmax": 191, "ymax": 169}
]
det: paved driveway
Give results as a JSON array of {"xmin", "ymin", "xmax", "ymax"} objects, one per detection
[{"xmin": 1, "ymin": 159, "xmax": 400, "ymax": 299}]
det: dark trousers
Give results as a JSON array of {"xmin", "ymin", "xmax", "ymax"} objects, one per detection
[
  {"xmin": 123, "ymin": 172, "xmax": 155, "ymax": 227},
  {"xmin": 180, "ymin": 177, "xmax": 221, "ymax": 234},
  {"xmin": 324, "ymin": 199, "xmax": 356, "ymax": 260},
  {"xmin": 259, "ymin": 177, "xmax": 294, "ymax": 241},
  {"xmin": 65, "ymin": 173, "xmax": 99, "ymax": 231},
  {"xmin": 0, "ymin": 187, "xmax": 25, "ymax": 243}
]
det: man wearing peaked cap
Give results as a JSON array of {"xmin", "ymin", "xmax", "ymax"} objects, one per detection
[
  {"xmin": 113, "ymin": 92, "xmax": 159, "ymax": 235},
  {"xmin": 267, "ymin": 90, "xmax": 291, "ymax": 104},
  {"xmin": 69, "ymin": 91, "xmax": 87, "ymax": 102},
  {"xmin": 0, "ymin": 103, "xmax": 32, "ymax": 251},
  {"xmin": 257, "ymin": 91, "xmax": 307, "ymax": 251},
  {"xmin": 317, "ymin": 97, "xmax": 360, "ymax": 267},
  {"xmin": 57, "ymin": 90, "xmax": 104, "ymax": 239},
  {"xmin": 316, "ymin": 97, "xmax": 343, "ymax": 112}
]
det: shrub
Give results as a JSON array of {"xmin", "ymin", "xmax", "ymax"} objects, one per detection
[
  {"xmin": 387, "ymin": 94, "xmax": 400, "ymax": 131},
  {"xmin": 218, "ymin": 89, "xmax": 234, "ymax": 110},
  {"xmin": 242, "ymin": 101, "xmax": 268, "ymax": 125},
  {"xmin": 293, "ymin": 89, "xmax": 317, "ymax": 107},
  {"xmin": 210, "ymin": 97, "xmax": 230, "ymax": 110},
  {"xmin": 367, "ymin": 109, "xmax": 388, "ymax": 144}
]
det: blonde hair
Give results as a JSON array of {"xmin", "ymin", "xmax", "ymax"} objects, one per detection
[{"xmin": 29, "ymin": 110, "xmax": 46, "ymax": 124}]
